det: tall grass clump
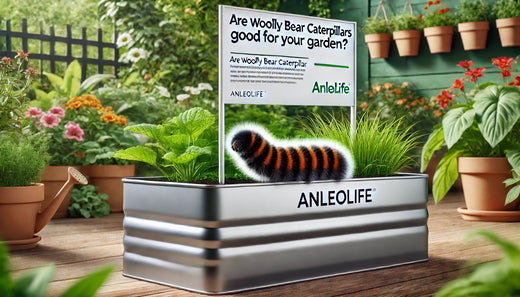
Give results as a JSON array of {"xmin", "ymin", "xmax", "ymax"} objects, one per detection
[{"xmin": 303, "ymin": 113, "xmax": 420, "ymax": 177}]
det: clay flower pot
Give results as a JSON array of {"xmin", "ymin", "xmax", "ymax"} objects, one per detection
[
  {"xmin": 83, "ymin": 164, "xmax": 135, "ymax": 212},
  {"xmin": 364, "ymin": 33, "xmax": 391, "ymax": 59},
  {"xmin": 392, "ymin": 30, "xmax": 421, "ymax": 57},
  {"xmin": 458, "ymin": 21, "xmax": 489, "ymax": 51},
  {"xmin": 496, "ymin": 17, "xmax": 520, "ymax": 47},
  {"xmin": 424, "ymin": 26, "xmax": 454, "ymax": 54},
  {"xmin": 458, "ymin": 157, "xmax": 520, "ymax": 212}
]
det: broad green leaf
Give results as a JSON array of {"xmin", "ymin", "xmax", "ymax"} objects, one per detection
[
  {"xmin": 14, "ymin": 265, "xmax": 55, "ymax": 297},
  {"xmin": 169, "ymin": 107, "xmax": 215, "ymax": 140},
  {"xmin": 420, "ymin": 125, "xmax": 444, "ymax": 172},
  {"xmin": 505, "ymin": 145, "xmax": 520, "ymax": 176},
  {"xmin": 63, "ymin": 60, "xmax": 82, "ymax": 98},
  {"xmin": 442, "ymin": 106, "xmax": 475, "ymax": 149},
  {"xmin": 59, "ymin": 266, "xmax": 114, "ymax": 297},
  {"xmin": 43, "ymin": 72, "xmax": 65, "ymax": 94},
  {"xmin": 163, "ymin": 146, "xmax": 211, "ymax": 164},
  {"xmin": 125, "ymin": 124, "xmax": 163, "ymax": 140},
  {"xmin": 113, "ymin": 146, "xmax": 157, "ymax": 166},
  {"xmin": 79, "ymin": 74, "xmax": 114, "ymax": 94},
  {"xmin": 432, "ymin": 148, "xmax": 463, "ymax": 203},
  {"xmin": 474, "ymin": 85, "xmax": 520, "ymax": 148},
  {"xmin": 505, "ymin": 184, "xmax": 520, "ymax": 205}
]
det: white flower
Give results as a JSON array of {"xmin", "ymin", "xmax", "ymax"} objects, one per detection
[
  {"xmin": 156, "ymin": 86, "xmax": 171, "ymax": 98},
  {"xmin": 176, "ymin": 94, "xmax": 190, "ymax": 101},
  {"xmin": 127, "ymin": 48, "xmax": 146, "ymax": 63},
  {"xmin": 190, "ymin": 88, "xmax": 201, "ymax": 95},
  {"xmin": 183, "ymin": 86, "xmax": 195, "ymax": 92},
  {"xmin": 116, "ymin": 33, "xmax": 132, "ymax": 48},
  {"xmin": 197, "ymin": 83, "xmax": 213, "ymax": 91}
]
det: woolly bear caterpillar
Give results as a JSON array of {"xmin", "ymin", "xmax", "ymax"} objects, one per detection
[{"xmin": 227, "ymin": 124, "xmax": 354, "ymax": 182}]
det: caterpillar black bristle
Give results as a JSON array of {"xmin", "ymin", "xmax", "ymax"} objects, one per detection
[{"xmin": 227, "ymin": 124, "xmax": 354, "ymax": 182}]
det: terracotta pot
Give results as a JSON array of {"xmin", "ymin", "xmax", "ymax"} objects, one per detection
[
  {"xmin": 83, "ymin": 165, "xmax": 135, "ymax": 212},
  {"xmin": 40, "ymin": 165, "xmax": 81, "ymax": 218},
  {"xmin": 392, "ymin": 30, "xmax": 421, "ymax": 57},
  {"xmin": 364, "ymin": 33, "xmax": 391, "ymax": 59},
  {"xmin": 496, "ymin": 17, "xmax": 520, "ymax": 47},
  {"xmin": 424, "ymin": 26, "xmax": 454, "ymax": 54},
  {"xmin": 458, "ymin": 21, "xmax": 489, "ymax": 51},
  {"xmin": 458, "ymin": 157, "xmax": 520, "ymax": 211},
  {"xmin": 0, "ymin": 184, "xmax": 44, "ymax": 242}
]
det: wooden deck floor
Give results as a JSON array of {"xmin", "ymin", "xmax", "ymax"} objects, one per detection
[{"xmin": 8, "ymin": 191, "xmax": 520, "ymax": 297}]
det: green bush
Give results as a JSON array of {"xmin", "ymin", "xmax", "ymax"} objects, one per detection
[
  {"xmin": 68, "ymin": 185, "xmax": 110, "ymax": 218},
  {"xmin": 0, "ymin": 135, "xmax": 47, "ymax": 187}
]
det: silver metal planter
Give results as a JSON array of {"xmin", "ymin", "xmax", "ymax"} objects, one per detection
[{"xmin": 122, "ymin": 173, "xmax": 429, "ymax": 294}]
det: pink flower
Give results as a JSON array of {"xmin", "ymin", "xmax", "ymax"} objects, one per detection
[
  {"xmin": 25, "ymin": 107, "xmax": 43, "ymax": 119},
  {"xmin": 49, "ymin": 106, "xmax": 65, "ymax": 117},
  {"xmin": 40, "ymin": 113, "xmax": 61, "ymax": 128},
  {"xmin": 64, "ymin": 121, "xmax": 84, "ymax": 141}
]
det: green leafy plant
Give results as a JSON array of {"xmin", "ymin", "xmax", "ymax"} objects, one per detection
[
  {"xmin": 114, "ymin": 107, "xmax": 218, "ymax": 182},
  {"xmin": 0, "ymin": 241, "xmax": 113, "ymax": 297},
  {"xmin": 362, "ymin": 17, "xmax": 393, "ymax": 34},
  {"xmin": 304, "ymin": 113, "xmax": 419, "ymax": 177},
  {"xmin": 422, "ymin": 57, "xmax": 520, "ymax": 204},
  {"xmin": 68, "ymin": 185, "xmax": 110, "ymax": 218},
  {"xmin": 0, "ymin": 134, "xmax": 47, "ymax": 187},
  {"xmin": 34, "ymin": 60, "xmax": 113, "ymax": 107},
  {"xmin": 455, "ymin": 0, "xmax": 489, "ymax": 23},
  {"xmin": 492, "ymin": 0, "xmax": 520, "ymax": 19},
  {"xmin": 0, "ymin": 50, "xmax": 37, "ymax": 132},
  {"xmin": 422, "ymin": 0, "xmax": 455, "ymax": 27},
  {"xmin": 390, "ymin": 13, "xmax": 424, "ymax": 31},
  {"xmin": 435, "ymin": 230, "xmax": 520, "ymax": 297}
]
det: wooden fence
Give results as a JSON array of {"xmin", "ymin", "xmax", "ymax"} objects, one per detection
[{"xmin": 0, "ymin": 19, "xmax": 125, "ymax": 80}]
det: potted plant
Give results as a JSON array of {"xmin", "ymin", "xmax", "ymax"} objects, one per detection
[
  {"xmin": 492, "ymin": 0, "xmax": 520, "ymax": 47},
  {"xmin": 62, "ymin": 94, "xmax": 139, "ymax": 212},
  {"xmin": 422, "ymin": 0, "xmax": 455, "ymax": 53},
  {"xmin": 421, "ymin": 57, "xmax": 520, "ymax": 220},
  {"xmin": 390, "ymin": 2, "xmax": 424, "ymax": 57},
  {"xmin": 362, "ymin": 2, "xmax": 392, "ymax": 59},
  {"xmin": 115, "ymin": 107, "xmax": 429, "ymax": 294},
  {"xmin": 455, "ymin": 0, "xmax": 490, "ymax": 51}
]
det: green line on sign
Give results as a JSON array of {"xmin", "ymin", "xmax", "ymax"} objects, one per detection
[
  {"xmin": 230, "ymin": 52, "xmax": 309, "ymax": 59},
  {"xmin": 314, "ymin": 63, "xmax": 349, "ymax": 69}
]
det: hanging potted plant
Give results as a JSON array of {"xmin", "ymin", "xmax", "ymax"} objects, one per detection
[
  {"xmin": 455, "ymin": 0, "xmax": 490, "ymax": 51},
  {"xmin": 492, "ymin": 0, "xmax": 520, "ymax": 47},
  {"xmin": 422, "ymin": 0, "xmax": 455, "ymax": 54},
  {"xmin": 422, "ymin": 57, "xmax": 520, "ymax": 221},
  {"xmin": 362, "ymin": 1, "xmax": 393, "ymax": 59},
  {"xmin": 63, "ymin": 94, "xmax": 139, "ymax": 213},
  {"xmin": 390, "ymin": 1, "xmax": 424, "ymax": 57}
]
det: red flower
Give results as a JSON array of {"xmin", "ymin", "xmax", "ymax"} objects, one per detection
[
  {"xmin": 15, "ymin": 50, "xmax": 29, "ymax": 60},
  {"xmin": 424, "ymin": 5, "xmax": 429, "ymax": 9},
  {"xmin": 436, "ymin": 90, "xmax": 454, "ymax": 108},
  {"xmin": 457, "ymin": 60, "xmax": 473, "ymax": 70},
  {"xmin": 492, "ymin": 57, "xmax": 517, "ymax": 70},
  {"xmin": 427, "ymin": 1, "xmax": 433, "ymax": 6},
  {"xmin": 434, "ymin": 0, "xmax": 440, "ymax": 4},
  {"xmin": 509, "ymin": 76, "xmax": 520, "ymax": 86},
  {"xmin": 418, "ymin": 14, "xmax": 423, "ymax": 18},
  {"xmin": 445, "ymin": 7, "xmax": 450, "ymax": 12},
  {"xmin": 464, "ymin": 67, "xmax": 486, "ymax": 83},
  {"xmin": 451, "ymin": 78, "xmax": 465, "ymax": 91},
  {"xmin": 502, "ymin": 69, "xmax": 512, "ymax": 77},
  {"xmin": 438, "ymin": 9, "xmax": 445, "ymax": 14}
]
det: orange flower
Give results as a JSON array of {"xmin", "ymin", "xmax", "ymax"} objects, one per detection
[
  {"xmin": 66, "ymin": 96, "xmax": 86, "ymax": 109},
  {"xmin": 393, "ymin": 88, "xmax": 402, "ymax": 95},
  {"xmin": 383, "ymin": 82, "xmax": 393, "ymax": 89},
  {"xmin": 397, "ymin": 98, "xmax": 407, "ymax": 105},
  {"xmin": 116, "ymin": 115, "xmax": 128, "ymax": 126},
  {"xmin": 100, "ymin": 112, "xmax": 118, "ymax": 123},
  {"xmin": 359, "ymin": 102, "xmax": 368, "ymax": 109},
  {"xmin": 434, "ymin": 109, "xmax": 443, "ymax": 117}
]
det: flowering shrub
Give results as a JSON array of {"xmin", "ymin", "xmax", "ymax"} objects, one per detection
[
  {"xmin": 423, "ymin": 0, "xmax": 455, "ymax": 27},
  {"xmin": 0, "ymin": 50, "xmax": 37, "ymax": 132},
  {"xmin": 358, "ymin": 82, "xmax": 441, "ymax": 134},
  {"xmin": 25, "ymin": 94, "xmax": 138, "ymax": 165},
  {"xmin": 422, "ymin": 57, "xmax": 520, "ymax": 203}
]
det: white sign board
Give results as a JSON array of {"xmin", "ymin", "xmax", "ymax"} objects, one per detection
[
  {"xmin": 218, "ymin": 5, "xmax": 357, "ymax": 183},
  {"xmin": 219, "ymin": 5, "xmax": 356, "ymax": 107}
]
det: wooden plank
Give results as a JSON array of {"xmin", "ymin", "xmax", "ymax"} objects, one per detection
[{"xmin": 7, "ymin": 191, "xmax": 520, "ymax": 296}]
